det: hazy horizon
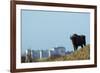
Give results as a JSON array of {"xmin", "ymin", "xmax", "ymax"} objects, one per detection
[{"xmin": 21, "ymin": 9, "xmax": 90, "ymax": 54}]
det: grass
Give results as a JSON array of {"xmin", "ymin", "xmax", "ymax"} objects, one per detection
[
  {"xmin": 62, "ymin": 44, "xmax": 90, "ymax": 61},
  {"xmin": 32, "ymin": 58, "xmax": 49, "ymax": 62}
]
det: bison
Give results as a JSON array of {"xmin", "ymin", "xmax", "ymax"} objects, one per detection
[{"xmin": 70, "ymin": 34, "xmax": 86, "ymax": 51}]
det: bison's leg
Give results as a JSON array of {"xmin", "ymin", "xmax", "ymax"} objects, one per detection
[
  {"xmin": 84, "ymin": 41, "xmax": 86, "ymax": 46},
  {"xmin": 83, "ymin": 36, "xmax": 86, "ymax": 46},
  {"xmin": 81, "ymin": 45, "xmax": 83, "ymax": 48},
  {"xmin": 74, "ymin": 46, "xmax": 77, "ymax": 51}
]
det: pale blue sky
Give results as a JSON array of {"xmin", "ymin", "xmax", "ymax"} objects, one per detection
[{"xmin": 21, "ymin": 9, "xmax": 90, "ymax": 54}]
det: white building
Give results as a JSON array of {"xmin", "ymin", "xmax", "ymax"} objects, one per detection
[{"xmin": 25, "ymin": 49, "xmax": 33, "ymax": 62}]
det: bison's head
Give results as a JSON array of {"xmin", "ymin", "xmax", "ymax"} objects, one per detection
[{"xmin": 70, "ymin": 34, "xmax": 78, "ymax": 40}]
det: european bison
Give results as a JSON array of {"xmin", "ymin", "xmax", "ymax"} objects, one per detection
[{"xmin": 70, "ymin": 34, "xmax": 86, "ymax": 51}]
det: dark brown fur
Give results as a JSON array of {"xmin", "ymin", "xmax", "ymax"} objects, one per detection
[{"xmin": 70, "ymin": 34, "xmax": 86, "ymax": 51}]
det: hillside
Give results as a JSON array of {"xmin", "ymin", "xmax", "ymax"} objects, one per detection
[
  {"xmin": 63, "ymin": 44, "xmax": 90, "ymax": 60},
  {"xmin": 46, "ymin": 44, "xmax": 90, "ymax": 61}
]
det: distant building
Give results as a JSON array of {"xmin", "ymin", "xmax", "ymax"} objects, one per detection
[
  {"xmin": 32, "ymin": 50, "xmax": 41, "ymax": 59},
  {"xmin": 53, "ymin": 47, "xmax": 66, "ymax": 56},
  {"xmin": 25, "ymin": 47, "xmax": 66, "ymax": 62},
  {"xmin": 42, "ymin": 50, "xmax": 49, "ymax": 58},
  {"xmin": 32, "ymin": 50, "xmax": 51, "ymax": 59}
]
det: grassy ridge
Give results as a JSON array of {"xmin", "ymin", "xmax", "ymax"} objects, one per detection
[{"xmin": 62, "ymin": 44, "xmax": 90, "ymax": 60}]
